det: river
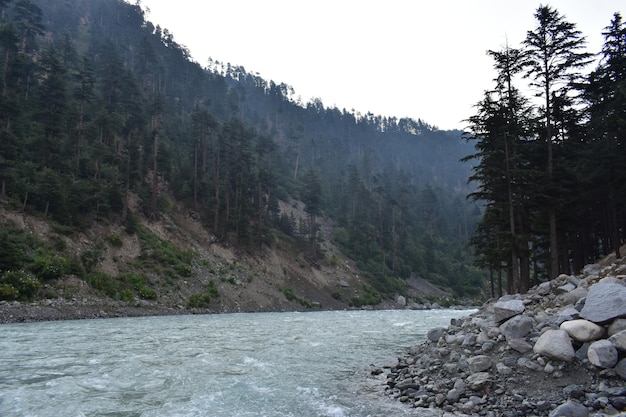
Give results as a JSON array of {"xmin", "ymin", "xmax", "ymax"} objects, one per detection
[{"xmin": 0, "ymin": 309, "xmax": 474, "ymax": 417}]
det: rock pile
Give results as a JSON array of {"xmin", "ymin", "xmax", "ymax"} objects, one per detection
[{"xmin": 375, "ymin": 259, "xmax": 626, "ymax": 417}]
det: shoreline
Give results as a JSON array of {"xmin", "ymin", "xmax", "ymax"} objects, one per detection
[{"xmin": 0, "ymin": 298, "xmax": 475, "ymax": 325}]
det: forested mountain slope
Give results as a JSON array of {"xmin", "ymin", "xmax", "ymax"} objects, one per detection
[{"xmin": 0, "ymin": 0, "xmax": 484, "ymax": 310}]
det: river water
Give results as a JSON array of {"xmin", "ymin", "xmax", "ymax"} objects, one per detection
[{"xmin": 0, "ymin": 309, "xmax": 474, "ymax": 417}]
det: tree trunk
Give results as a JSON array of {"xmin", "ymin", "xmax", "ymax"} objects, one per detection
[
  {"xmin": 122, "ymin": 151, "xmax": 130, "ymax": 223},
  {"xmin": 193, "ymin": 139, "xmax": 198, "ymax": 211},
  {"xmin": 489, "ymin": 267, "xmax": 495, "ymax": 299},
  {"xmin": 151, "ymin": 123, "xmax": 159, "ymax": 218}
]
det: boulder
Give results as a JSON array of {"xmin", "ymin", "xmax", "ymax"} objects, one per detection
[
  {"xmin": 582, "ymin": 263, "xmax": 600, "ymax": 276},
  {"xmin": 508, "ymin": 338, "xmax": 533, "ymax": 353},
  {"xmin": 493, "ymin": 299, "xmax": 525, "ymax": 322},
  {"xmin": 536, "ymin": 281, "xmax": 552, "ymax": 295},
  {"xmin": 446, "ymin": 387, "xmax": 462, "ymax": 403},
  {"xmin": 465, "ymin": 372, "xmax": 492, "ymax": 390},
  {"xmin": 560, "ymin": 319, "xmax": 605, "ymax": 342},
  {"xmin": 558, "ymin": 287, "xmax": 588, "ymax": 306},
  {"xmin": 495, "ymin": 362, "xmax": 512, "ymax": 375},
  {"xmin": 549, "ymin": 400, "xmax": 589, "ymax": 417},
  {"xmin": 499, "ymin": 315, "xmax": 534, "ymax": 341},
  {"xmin": 427, "ymin": 327, "xmax": 445, "ymax": 342},
  {"xmin": 467, "ymin": 355, "xmax": 492, "ymax": 372},
  {"xmin": 587, "ymin": 339, "xmax": 618, "ymax": 368},
  {"xmin": 579, "ymin": 283, "xmax": 626, "ymax": 323},
  {"xmin": 616, "ymin": 358, "xmax": 626, "ymax": 380},
  {"xmin": 556, "ymin": 282, "xmax": 576, "ymax": 294},
  {"xmin": 608, "ymin": 329, "xmax": 626, "ymax": 352},
  {"xmin": 533, "ymin": 329, "xmax": 575, "ymax": 362},
  {"xmin": 396, "ymin": 295, "xmax": 406, "ymax": 307},
  {"xmin": 608, "ymin": 318, "xmax": 626, "ymax": 336}
]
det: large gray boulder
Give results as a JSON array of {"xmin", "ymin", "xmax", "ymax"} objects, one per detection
[
  {"xmin": 579, "ymin": 283, "xmax": 626, "ymax": 323},
  {"xmin": 549, "ymin": 400, "xmax": 589, "ymax": 417},
  {"xmin": 499, "ymin": 315, "xmax": 534, "ymax": 341},
  {"xmin": 493, "ymin": 299, "xmax": 525, "ymax": 322},
  {"xmin": 616, "ymin": 358, "xmax": 626, "ymax": 380},
  {"xmin": 533, "ymin": 329, "xmax": 575, "ymax": 362},
  {"xmin": 465, "ymin": 372, "xmax": 492, "ymax": 390},
  {"xmin": 557, "ymin": 287, "xmax": 588, "ymax": 306},
  {"xmin": 560, "ymin": 319, "xmax": 605, "ymax": 342},
  {"xmin": 608, "ymin": 318, "xmax": 626, "ymax": 336},
  {"xmin": 608, "ymin": 329, "xmax": 626, "ymax": 352},
  {"xmin": 582, "ymin": 263, "xmax": 600, "ymax": 276},
  {"xmin": 467, "ymin": 355, "xmax": 492, "ymax": 372},
  {"xmin": 427, "ymin": 327, "xmax": 445, "ymax": 342},
  {"xmin": 587, "ymin": 339, "xmax": 618, "ymax": 368}
]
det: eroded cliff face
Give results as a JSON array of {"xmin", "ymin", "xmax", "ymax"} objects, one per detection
[{"xmin": 377, "ymin": 245, "xmax": 626, "ymax": 417}]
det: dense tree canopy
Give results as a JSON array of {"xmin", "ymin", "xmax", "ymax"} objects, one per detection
[{"xmin": 466, "ymin": 6, "xmax": 626, "ymax": 295}]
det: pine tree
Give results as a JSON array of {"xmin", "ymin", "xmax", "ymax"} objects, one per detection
[
  {"xmin": 584, "ymin": 12, "xmax": 626, "ymax": 259},
  {"xmin": 522, "ymin": 5, "xmax": 592, "ymax": 278}
]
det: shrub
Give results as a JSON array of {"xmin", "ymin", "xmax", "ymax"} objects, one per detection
[
  {"xmin": 80, "ymin": 248, "xmax": 102, "ymax": 273},
  {"xmin": 1, "ymin": 270, "xmax": 41, "ymax": 301},
  {"xmin": 138, "ymin": 286, "xmax": 157, "ymax": 300},
  {"xmin": 123, "ymin": 272, "xmax": 158, "ymax": 300},
  {"xmin": 87, "ymin": 272, "xmax": 119, "ymax": 298},
  {"xmin": 29, "ymin": 254, "xmax": 67, "ymax": 281},
  {"xmin": 187, "ymin": 293, "xmax": 211, "ymax": 308},
  {"xmin": 106, "ymin": 234, "xmax": 124, "ymax": 248},
  {"xmin": 137, "ymin": 227, "xmax": 194, "ymax": 278},
  {"xmin": 282, "ymin": 287, "xmax": 316, "ymax": 308},
  {"xmin": 0, "ymin": 226, "xmax": 32, "ymax": 272},
  {"xmin": 349, "ymin": 285, "xmax": 382, "ymax": 307},
  {"xmin": 120, "ymin": 289, "xmax": 134, "ymax": 303},
  {"xmin": 0, "ymin": 283, "xmax": 19, "ymax": 300},
  {"xmin": 207, "ymin": 280, "xmax": 219, "ymax": 298}
]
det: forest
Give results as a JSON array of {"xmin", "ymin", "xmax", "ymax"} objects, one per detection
[
  {"xmin": 1, "ymin": 0, "xmax": 622, "ymax": 305},
  {"xmin": 0, "ymin": 0, "xmax": 482, "ymax": 304},
  {"xmin": 465, "ymin": 6, "xmax": 626, "ymax": 296}
]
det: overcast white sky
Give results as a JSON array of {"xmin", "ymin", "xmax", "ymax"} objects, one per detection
[{"xmin": 138, "ymin": 0, "xmax": 623, "ymax": 131}]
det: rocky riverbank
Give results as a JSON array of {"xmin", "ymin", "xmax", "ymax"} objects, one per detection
[
  {"xmin": 375, "ymin": 257, "xmax": 626, "ymax": 417},
  {"xmin": 0, "ymin": 298, "xmax": 189, "ymax": 323}
]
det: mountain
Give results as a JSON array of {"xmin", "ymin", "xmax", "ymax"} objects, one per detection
[{"xmin": 0, "ymin": 0, "xmax": 484, "ymax": 312}]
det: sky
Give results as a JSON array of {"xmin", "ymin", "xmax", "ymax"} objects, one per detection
[{"xmin": 138, "ymin": 0, "xmax": 623, "ymax": 131}]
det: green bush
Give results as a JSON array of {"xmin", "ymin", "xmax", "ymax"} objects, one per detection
[
  {"xmin": 349, "ymin": 285, "xmax": 382, "ymax": 307},
  {"xmin": 123, "ymin": 272, "xmax": 158, "ymax": 300},
  {"xmin": 120, "ymin": 289, "xmax": 134, "ymax": 303},
  {"xmin": 282, "ymin": 287, "xmax": 316, "ymax": 308},
  {"xmin": 175, "ymin": 263, "xmax": 192, "ymax": 277},
  {"xmin": 87, "ymin": 272, "xmax": 119, "ymax": 298},
  {"xmin": 207, "ymin": 280, "xmax": 219, "ymax": 298},
  {"xmin": 106, "ymin": 234, "xmax": 124, "ymax": 248},
  {"xmin": 0, "ymin": 283, "xmax": 19, "ymax": 300},
  {"xmin": 29, "ymin": 254, "xmax": 67, "ymax": 281},
  {"xmin": 1, "ymin": 270, "xmax": 41, "ymax": 301},
  {"xmin": 0, "ymin": 225, "xmax": 32, "ymax": 272},
  {"xmin": 137, "ymin": 227, "xmax": 194, "ymax": 278},
  {"xmin": 138, "ymin": 286, "xmax": 157, "ymax": 300},
  {"xmin": 80, "ymin": 248, "xmax": 102, "ymax": 273},
  {"xmin": 187, "ymin": 293, "xmax": 212, "ymax": 308}
]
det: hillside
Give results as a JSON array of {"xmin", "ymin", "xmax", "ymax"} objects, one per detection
[
  {"xmin": 0, "ymin": 194, "xmax": 462, "ymax": 323},
  {"xmin": 0, "ymin": 0, "xmax": 484, "ymax": 311}
]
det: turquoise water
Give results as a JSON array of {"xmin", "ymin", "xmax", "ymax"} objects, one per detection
[{"xmin": 0, "ymin": 309, "xmax": 473, "ymax": 417}]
